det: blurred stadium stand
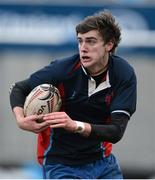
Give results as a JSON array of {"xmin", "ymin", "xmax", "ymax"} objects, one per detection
[
  {"xmin": 0, "ymin": 0, "xmax": 155, "ymax": 178},
  {"xmin": 0, "ymin": 0, "xmax": 155, "ymax": 6}
]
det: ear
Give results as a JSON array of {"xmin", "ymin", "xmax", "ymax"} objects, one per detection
[{"xmin": 105, "ymin": 41, "xmax": 114, "ymax": 52}]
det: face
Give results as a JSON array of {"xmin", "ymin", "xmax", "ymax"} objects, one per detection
[{"xmin": 77, "ymin": 30, "xmax": 113, "ymax": 73}]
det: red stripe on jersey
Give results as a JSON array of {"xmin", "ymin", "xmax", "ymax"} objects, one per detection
[
  {"xmin": 37, "ymin": 127, "xmax": 51, "ymax": 165},
  {"xmin": 57, "ymin": 83, "xmax": 65, "ymax": 111},
  {"xmin": 37, "ymin": 83, "xmax": 65, "ymax": 165},
  {"xmin": 102, "ymin": 142, "xmax": 112, "ymax": 157},
  {"xmin": 101, "ymin": 69, "xmax": 108, "ymax": 82},
  {"xmin": 68, "ymin": 61, "xmax": 81, "ymax": 76}
]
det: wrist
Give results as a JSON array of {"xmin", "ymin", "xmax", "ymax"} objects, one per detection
[{"xmin": 74, "ymin": 121, "xmax": 85, "ymax": 133}]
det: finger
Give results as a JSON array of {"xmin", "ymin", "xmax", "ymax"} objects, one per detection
[
  {"xmin": 26, "ymin": 114, "xmax": 43, "ymax": 121},
  {"xmin": 44, "ymin": 112, "xmax": 65, "ymax": 117},
  {"xmin": 34, "ymin": 121, "xmax": 51, "ymax": 133},
  {"xmin": 37, "ymin": 120, "xmax": 50, "ymax": 127},
  {"xmin": 50, "ymin": 123, "xmax": 66, "ymax": 129},
  {"xmin": 34, "ymin": 125, "xmax": 50, "ymax": 134},
  {"xmin": 45, "ymin": 119, "xmax": 66, "ymax": 125},
  {"xmin": 43, "ymin": 114, "xmax": 67, "ymax": 121},
  {"xmin": 36, "ymin": 115, "xmax": 44, "ymax": 123},
  {"xmin": 37, "ymin": 114, "xmax": 44, "ymax": 119}
]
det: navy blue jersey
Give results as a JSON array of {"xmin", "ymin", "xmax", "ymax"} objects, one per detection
[{"xmin": 29, "ymin": 54, "xmax": 136, "ymax": 165}]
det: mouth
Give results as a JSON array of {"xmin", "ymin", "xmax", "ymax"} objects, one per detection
[{"xmin": 81, "ymin": 56, "xmax": 91, "ymax": 62}]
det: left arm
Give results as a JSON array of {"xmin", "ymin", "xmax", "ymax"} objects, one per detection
[
  {"xmin": 43, "ymin": 112, "xmax": 129, "ymax": 143},
  {"xmin": 89, "ymin": 113, "xmax": 129, "ymax": 143}
]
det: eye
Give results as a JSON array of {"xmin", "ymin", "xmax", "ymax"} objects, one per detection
[
  {"xmin": 77, "ymin": 38, "xmax": 83, "ymax": 45},
  {"xmin": 86, "ymin": 39, "xmax": 96, "ymax": 45}
]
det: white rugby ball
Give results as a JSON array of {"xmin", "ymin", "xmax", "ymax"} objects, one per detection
[{"xmin": 24, "ymin": 84, "xmax": 62, "ymax": 117}]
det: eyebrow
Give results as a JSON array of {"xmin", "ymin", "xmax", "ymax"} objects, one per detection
[{"xmin": 77, "ymin": 37, "xmax": 98, "ymax": 40}]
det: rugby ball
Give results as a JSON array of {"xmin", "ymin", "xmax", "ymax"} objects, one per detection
[{"xmin": 24, "ymin": 84, "xmax": 62, "ymax": 117}]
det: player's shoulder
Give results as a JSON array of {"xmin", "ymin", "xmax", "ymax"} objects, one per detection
[
  {"xmin": 109, "ymin": 55, "xmax": 137, "ymax": 83},
  {"xmin": 49, "ymin": 53, "xmax": 80, "ymax": 78},
  {"xmin": 53, "ymin": 54, "xmax": 79, "ymax": 69},
  {"xmin": 110, "ymin": 55, "xmax": 136, "ymax": 81},
  {"xmin": 110, "ymin": 55, "xmax": 132, "ymax": 68}
]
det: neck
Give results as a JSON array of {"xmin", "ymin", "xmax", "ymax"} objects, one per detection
[
  {"xmin": 89, "ymin": 66, "xmax": 108, "ymax": 76},
  {"xmin": 88, "ymin": 58, "xmax": 109, "ymax": 76}
]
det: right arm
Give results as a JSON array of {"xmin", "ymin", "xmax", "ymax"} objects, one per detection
[{"xmin": 10, "ymin": 79, "xmax": 50, "ymax": 133}]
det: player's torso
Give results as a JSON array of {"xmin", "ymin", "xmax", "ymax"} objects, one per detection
[
  {"xmin": 44, "ymin": 57, "xmax": 115, "ymax": 165},
  {"xmin": 62, "ymin": 67, "xmax": 113, "ymax": 125},
  {"xmin": 35, "ymin": 54, "xmax": 133, "ymax": 165}
]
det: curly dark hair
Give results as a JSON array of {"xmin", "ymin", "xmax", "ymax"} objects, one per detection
[{"xmin": 76, "ymin": 10, "xmax": 121, "ymax": 54}]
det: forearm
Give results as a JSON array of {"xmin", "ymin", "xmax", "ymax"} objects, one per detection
[
  {"xmin": 90, "ymin": 124, "xmax": 122, "ymax": 143},
  {"xmin": 75, "ymin": 121, "xmax": 121, "ymax": 143},
  {"xmin": 13, "ymin": 106, "xmax": 25, "ymax": 124},
  {"xmin": 10, "ymin": 79, "xmax": 31, "ymax": 109},
  {"xmin": 12, "ymin": 106, "xmax": 28, "ymax": 130},
  {"xmin": 77, "ymin": 113, "xmax": 129, "ymax": 144},
  {"xmin": 89, "ymin": 113, "xmax": 129, "ymax": 143}
]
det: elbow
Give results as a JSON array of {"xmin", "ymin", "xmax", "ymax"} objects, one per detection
[
  {"xmin": 111, "ymin": 134, "xmax": 123, "ymax": 144},
  {"xmin": 110, "ymin": 129, "xmax": 125, "ymax": 144},
  {"xmin": 111, "ymin": 123, "xmax": 127, "ymax": 144}
]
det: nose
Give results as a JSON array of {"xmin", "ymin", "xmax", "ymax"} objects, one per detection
[{"xmin": 79, "ymin": 42, "xmax": 88, "ymax": 52}]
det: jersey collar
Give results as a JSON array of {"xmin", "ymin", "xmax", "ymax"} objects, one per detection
[{"xmin": 81, "ymin": 65, "xmax": 111, "ymax": 96}]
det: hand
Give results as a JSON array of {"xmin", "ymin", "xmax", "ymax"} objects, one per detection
[
  {"xmin": 13, "ymin": 107, "xmax": 50, "ymax": 133},
  {"xmin": 43, "ymin": 112, "xmax": 77, "ymax": 133},
  {"xmin": 16, "ymin": 114, "xmax": 50, "ymax": 133}
]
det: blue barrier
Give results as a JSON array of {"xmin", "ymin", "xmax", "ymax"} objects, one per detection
[{"xmin": 0, "ymin": 3, "xmax": 154, "ymax": 54}]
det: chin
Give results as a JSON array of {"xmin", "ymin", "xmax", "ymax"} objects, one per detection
[{"xmin": 81, "ymin": 61, "xmax": 93, "ymax": 68}]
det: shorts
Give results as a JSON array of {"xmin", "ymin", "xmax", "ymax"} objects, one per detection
[{"xmin": 43, "ymin": 153, "xmax": 123, "ymax": 179}]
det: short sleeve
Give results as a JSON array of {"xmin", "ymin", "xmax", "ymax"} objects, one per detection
[{"xmin": 110, "ymin": 69, "xmax": 137, "ymax": 117}]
